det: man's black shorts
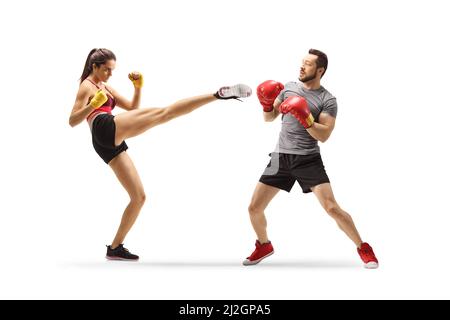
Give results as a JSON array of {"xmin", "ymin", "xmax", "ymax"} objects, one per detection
[{"xmin": 259, "ymin": 152, "xmax": 330, "ymax": 193}]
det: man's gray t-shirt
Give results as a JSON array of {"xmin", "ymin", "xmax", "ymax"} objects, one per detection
[{"xmin": 274, "ymin": 81, "xmax": 338, "ymax": 155}]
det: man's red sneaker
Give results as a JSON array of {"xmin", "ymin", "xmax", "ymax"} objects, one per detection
[
  {"xmin": 357, "ymin": 242, "xmax": 379, "ymax": 269},
  {"xmin": 243, "ymin": 240, "xmax": 274, "ymax": 266}
]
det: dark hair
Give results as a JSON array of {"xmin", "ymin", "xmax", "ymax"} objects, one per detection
[
  {"xmin": 80, "ymin": 48, "xmax": 116, "ymax": 83},
  {"xmin": 308, "ymin": 49, "xmax": 328, "ymax": 78}
]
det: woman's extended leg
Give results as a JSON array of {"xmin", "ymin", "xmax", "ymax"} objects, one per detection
[
  {"xmin": 113, "ymin": 84, "xmax": 252, "ymax": 146},
  {"xmin": 114, "ymin": 94, "xmax": 215, "ymax": 145}
]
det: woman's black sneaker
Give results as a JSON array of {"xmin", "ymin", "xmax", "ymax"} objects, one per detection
[
  {"xmin": 214, "ymin": 84, "xmax": 252, "ymax": 101},
  {"xmin": 106, "ymin": 244, "xmax": 139, "ymax": 261}
]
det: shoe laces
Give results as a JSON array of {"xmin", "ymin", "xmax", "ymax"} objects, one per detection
[
  {"xmin": 120, "ymin": 245, "xmax": 130, "ymax": 253},
  {"xmin": 361, "ymin": 246, "xmax": 373, "ymax": 257}
]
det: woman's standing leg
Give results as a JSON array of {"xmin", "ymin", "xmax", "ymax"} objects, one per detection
[{"xmin": 108, "ymin": 152, "xmax": 146, "ymax": 249}]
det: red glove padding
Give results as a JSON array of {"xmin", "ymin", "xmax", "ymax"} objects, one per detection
[
  {"xmin": 279, "ymin": 96, "xmax": 314, "ymax": 128},
  {"xmin": 256, "ymin": 80, "xmax": 284, "ymax": 112}
]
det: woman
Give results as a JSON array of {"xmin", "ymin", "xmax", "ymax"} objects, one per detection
[{"xmin": 69, "ymin": 48, "xmax": 252, "ymax": 260}]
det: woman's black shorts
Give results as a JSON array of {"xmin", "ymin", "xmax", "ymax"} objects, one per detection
[{"xmin": 91, "ymin": 114, "xmax": 128, "ymax": 164}]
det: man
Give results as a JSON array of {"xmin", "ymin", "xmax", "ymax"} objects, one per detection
[{"xmin": 244, "ymin": 49, "xmax": 378, "ymax": 268}]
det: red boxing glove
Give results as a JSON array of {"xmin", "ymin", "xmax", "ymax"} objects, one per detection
[
  {"xmin": 257, "ymin": 80, "xmax": 284, "ymax": 112},
  {"xmin": 279, "ymin": 96, "xmax": 314, "ymax": 128}
]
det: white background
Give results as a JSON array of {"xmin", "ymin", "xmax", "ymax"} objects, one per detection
[{"xmin": 0, "ymin": 0, "xmax": 449, "ymax": 299}]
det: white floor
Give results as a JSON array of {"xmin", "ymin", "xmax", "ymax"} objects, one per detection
[
  {"xmin": 3, "ymin": 221, "xmax": 449, "ymax": 300},
  {"xmin": 4, "ymin": 256, "xmax": 448, "ymax": 300}
]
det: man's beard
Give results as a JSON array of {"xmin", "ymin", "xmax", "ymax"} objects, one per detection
[{"xmin": 299, "ymin": 70, "xmax": 317, "ymax": 83}]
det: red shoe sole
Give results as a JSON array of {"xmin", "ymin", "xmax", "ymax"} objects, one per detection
[
  {"xmin": 364, "ymin": 261, "xmax": 378, "ymax": 269},
  {"xmin": 242, "ymin": 251, "xmax": 274, "ymax": 266}
]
